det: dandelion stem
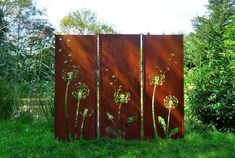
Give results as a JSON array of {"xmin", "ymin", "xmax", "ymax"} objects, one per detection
[
  {"xmin": 75, "ymin": 98, "xmax": 81, "ymax": 140},
  {"xmin": 167, "ymin": 109, "xmax": 171, "ymax": 138},
  {"xmin": 80, "ymin": 113, "xmax": 86, "ymax": 139},
  {"xmin": 118, "ymin": 103, "xmax": 122, "ymax": 137},
  {"xmin": 65, "ymin": 80, "xmax": 71, "ymax": 140},
  {"xmin": 152, "ymin": 84, "xmax": 158, "ymax": 138}
]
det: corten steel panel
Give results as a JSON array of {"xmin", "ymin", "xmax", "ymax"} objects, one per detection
[
  {"xmin": 55, "ymin": 35, "xmax": 96, "ymax": 140},
  {"xmin": 99, "ymin": 35, "xmax": 141, "ymax": 139},
  {"xmin": 143, "ymin": 35, "xmax": 184, "ymax": 138}
]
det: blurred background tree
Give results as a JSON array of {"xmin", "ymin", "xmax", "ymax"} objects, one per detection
[
  {"xmin": 0, "ymin": 0, "xmax": 55, "ymax": 122},
  {"xmin": 60, "ymin": 8, "xmax": 117, "ymax": 34},
  {"xmin": 0, "ymin": 1, "xmax": 117, "ymax": 123}
]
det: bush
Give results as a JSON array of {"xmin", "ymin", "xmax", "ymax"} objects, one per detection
[
  {"xmin": 0, "ymin": 79, "xmax": 18, "ymax": 120},
  {"xmin": 14, "ymin": 110, "xmax": 34, "ymax": 124},
  {"xmin": 187, "ymin": 65, "xmax": 235, "ymax": 132},
  {"xmin": 34, "ymin": 81, "xmax": 54, "ymax": 124}
]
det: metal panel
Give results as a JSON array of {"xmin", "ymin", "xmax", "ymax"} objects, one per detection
[
  {"xmin": 55, "ymin": 35, "xmax": 96, "ymax": 140},
  {"xmin": 54, "ymin": 34, "xmax": 184, "ymax": 140},
  {"xmin": 143, "ymin": 35, "xmax": 184, "ymax": 138},
  {"xmin": 99, "ymin": 35, "xmax": 141, "ymax": 139}
]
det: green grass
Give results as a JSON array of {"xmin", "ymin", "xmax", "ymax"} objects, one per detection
[{"xmin": 0, "ymin": 121, "xmax": 234, "ymax": 158}]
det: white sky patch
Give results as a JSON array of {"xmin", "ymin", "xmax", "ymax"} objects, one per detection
[{"xmin": 36, "ymin": 0, "xmax": 208, "ymax": 34}]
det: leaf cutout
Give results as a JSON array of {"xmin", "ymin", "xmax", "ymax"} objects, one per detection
[
  {"xmin": 169, "ymin": 128, "xmax": 178, "ymax": 137},
  {"xmin": 124, "ymin": 116, "xmax": 137, "ymax": 130},
  {"xmin": 105, "ymin": 127, "xmax": 121, "ymax": 136},
  {"xmin": 158, "ymin": 116, "xmax": 166, "ymax": 134},
  {"xmin": 106, "ymin": 112, "xmax": 114, "ymax": 121},
  {"xmin": 126, "ymin": 116, "xmax": 137, "ymax": 124}
]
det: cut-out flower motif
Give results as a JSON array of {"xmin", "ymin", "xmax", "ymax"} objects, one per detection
[
  {"xmin": 114, "ymin": 86, "xmax": 130, "ymax": 104},
  {"xmin": 149, "ymin": 68, "xmax": 166, "ymax": 138},
  {"xmin": 106, "ymin": 84, "xmax": 134, "ymax": 138},
  {"xmin": 72, "ymin": 82, "xmax": 90, "ymax": 140},
  {"xmin": 72, "ymin": 82, "xmax": 90, "ymax": 100},
  {"xmin": 159, "ymin": 95, "xmax": 179, "ymax": 138},
  {"xmin": 79, "ymin": 108, "xmax": 93, "ymax": 139},
  {"xmin": 164, "ymin": 95, "xmax": 179, "ymax": 110},
  {"xmin": 62, "ymin": 64, "xmax": 79, "ymax": 140},
  {"xmin": 62, "ymin": 65, "xmax": 79, "ymax": 81},
  {"xmin": 149, "ymin": 73, "xmax": 165, "ymax": 86}
]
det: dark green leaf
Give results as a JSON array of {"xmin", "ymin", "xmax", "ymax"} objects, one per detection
[
  {"xmin": 158, "ymin": 116, "xmax": 166, "ymax": 134},
  {"xmin": 106, "ymin": 112, "xmax": 114, "ymax": 121},
  {"xmin": 126, "ymin": 116, "xmax": 137, "ymax": 124},
  {"xmin": 169, "ymin": 128, "xmax": 178, "ymax": 137},
  {"xmin": 105, "ymin": 127, "xmax": 121, "ymax": 136}
]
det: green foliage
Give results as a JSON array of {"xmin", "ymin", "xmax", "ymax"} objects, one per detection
[
  {"xmin": 186, "ymin": 0, "xmax": 235, "ymax": 132},
  {"xmin": 60, "ymin": 8, "xmax": 117, "ymax": 34},
  {"xmin": 0, "ymin": 120, "xmax": 235, "ymax": 158},
  {"xmin": 158, "ymin": 116, "xmax": 167, "ymax": 135},
  {"xmin": 125, "ymin": 116, "xmax": 137, "ymax": 124},
  {"xmin": 0, "ymin": 8, "xmax": 8, "ymax": 43},
  {"xmin": 105, "ymin": 127, "xmax": 122, "ymax": 137},
  {"xmin": 0, "ymin": 0, "xmax": 55, "ymax": 83},
  {"xmin": 184, "ymin": 115, "xmax": 212, "ymax": 134},
  {"xmin": 0, "ymin": 0, "xmax": 55, "ymax": 125},
  {"xmin": 169, "ymin": 128, "xmax": 178, "ymax": 137},
  {"xmin": 124, "ymin": 116, "xmax": 137, "ymax": 132},
  {"xmin": 106, "ymin": 85, "xmax": 135, "ymax": 138},
  {"xmin": 37, "ymin": 82, "xmax": 54, "ymax": 123},
  {"xmin": 158, "ymin": 116, "xmax": 178, "ymax": 138},
  {"xmin": 187, "ymin": 65, "xmax": 235, "ymax": 131},
  {"xmin": 14, "ymin": 110, "xmax": 34, "ymax": 124},
  {"xmin": 0, "ymin": 79, "xmax": 19, "ymax": 120}
]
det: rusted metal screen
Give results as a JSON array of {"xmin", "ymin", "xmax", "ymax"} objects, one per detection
[
  {"xmin": 55, "ymin": 35, "xmax": 97, "ymax": 140},
  {"xmin": 143, "ymin": 35, "xmax": 184, "ymax": 138},
  {"xmin": 99, "ymin": 35, "xmax": 141, "ymax": 139},
  {"xmin": 54, "ymin": 34, "xmax": 183, "ymax": 140}
]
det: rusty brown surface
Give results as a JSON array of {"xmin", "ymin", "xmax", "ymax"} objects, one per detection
[
  {"xmin": 143, "ymin": 35, "xmax": 184, "ymax": 138},
  {"xmin": 55, "ymin": 34, "xmax": 184, "ymax": 140},
  {"xmin": 55, "ymin": 35, "xmax": 97, "ymax": 140},
  {"xmin": 99, "ymin": 35, "xmax": 141, "ymax": 139}
]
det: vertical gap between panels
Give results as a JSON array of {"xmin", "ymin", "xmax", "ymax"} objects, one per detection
[
  {"xmin": 140, "ymin": 34, "xmax": 144, "ymax": 139},
  {"xmin": 96, "ymin": 35, "xmax": 100, "ymax": 138}
]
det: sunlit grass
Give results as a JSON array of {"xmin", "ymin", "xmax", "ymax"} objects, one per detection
[{"xmin": 0, "ymin": 121, "xmax": 234, "ymax": 158}]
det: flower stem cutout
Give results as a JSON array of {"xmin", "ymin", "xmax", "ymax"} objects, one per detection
[
  {"xmin": 158, "ymin": 95, "xmax": 179, "ymax": 138},
  {"xmin": 79, "ymin": 108, "xmax": 93, "ymax": 139},
  {"xmin": 62, "ymin": 65, "xmax": 79, "ymax": 140},
  {"xmin": 106, "ymin": 85, "xmax": 136, "ymax": 138},
  {"xmin": 72, "ymin": 82, "xmax": 90, "ymax": 140},
  {"xmin": 114, "ymin": 86, "xmax": 131, "ymax": 131},
  {"xmin": 149, "ymin": 68, "xmax": 165, "ymax": 138}
]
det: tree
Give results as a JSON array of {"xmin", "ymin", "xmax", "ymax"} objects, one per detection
[
  {"xmin": 0, "ymin": 0, "xmax": 55, "ymax": 82},
  {"xmin": 60, "ymin": 8, "xmax": 117, "ymax": 34},
  {"xmin": 0, "ymin": 9, "xmax": 7, "ymax": 43},
  {"xmin": 186, "ymin": 0, "xmax": 235, "ymax": 132}
]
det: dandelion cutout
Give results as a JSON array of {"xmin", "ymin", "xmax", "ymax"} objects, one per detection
[
  {"xmin": 149, "ymin": 67, "xmax": 166, "ymax": 138},
  {"xmin": 62, "ymin": 65, "xmax": 79, "ymax": 82},
  {"xmin": 105, "ymin": 69, "xmax": 135, "ymax": 138},
  {"xmin": 149, "ymin": 73, "xmax": 165, "ymax": 86},
  {"xmin": 62, "ymin": 64, "xmax": 80, "ymax": 140},
  {"xmin": 114, "ymin": 86, "xmax": 130, "ymax": 105},
  {"xmin": 163, "ymin": 95, "xmax": 179, "ymax": 138},
  {"xmin": 72, "ymin": 82, "xmax": 90, "ymax": 140},
  {"xmin": 164, "ymin": 95, "xmax": 179, "ymax": 110},
  {"xmin": 72, "ymin": 82, "xmax": 90, "ymax": 100},
  {"xmin": 79, "ymin": 108, "xmax": 93, "ymax": 139}
]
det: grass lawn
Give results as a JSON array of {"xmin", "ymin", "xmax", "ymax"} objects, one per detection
[{"xmin": 0, "ymin": 121, "xmax": 234, "ymax": 158}]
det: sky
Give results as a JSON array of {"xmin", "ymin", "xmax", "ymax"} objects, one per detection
[{"xmin": 36, "ymin": 0, "xmax": 209, "ymax": 34}]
